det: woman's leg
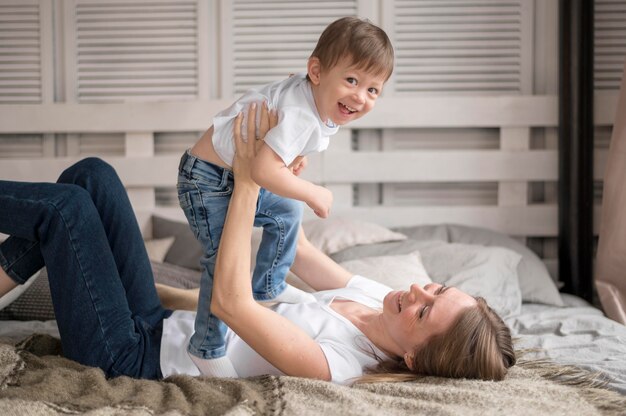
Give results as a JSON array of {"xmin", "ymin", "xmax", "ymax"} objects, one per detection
[
  {"xmin": 58, "ymin": 158, "xmax": 166, "ymax": 327},
  {"xmin": 0, "ymin": 158, "xmax": 167, "ymax": 378}
]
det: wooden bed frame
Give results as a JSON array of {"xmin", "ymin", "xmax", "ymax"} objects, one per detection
[
  {"xmin": 0, "ymin": 94, "xmax": 616, "ymax": 283},
  {"xmin": 0, "ymin": 0, "xmax": 620, "ymax": 301}
]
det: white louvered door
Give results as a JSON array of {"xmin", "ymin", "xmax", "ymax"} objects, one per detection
[
  {"xmin": 0, "ymin": 0, "xmax": 53, "ymax": 159},
  {"xmin": 595, "ymin": 0, "xmax": 626, "ymax": 91},
  {"xmin": 221, "ymin": 0, "xmax": 360, "ymax": 98},
  {"xmin": 63, "ymin": 0, "xmax": 209, "ymax": 103},
  {"xmin": 594, "ymin": 0, "xmax": 626, "ymax": 258},
  {"xmin": 383, "ymin": 0, "xmax": 533, "ymax": 96}
]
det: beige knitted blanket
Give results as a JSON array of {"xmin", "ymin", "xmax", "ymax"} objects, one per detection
[{"xmin": 0, "ymin": 335, "xmax": 624, "ymax": 416}]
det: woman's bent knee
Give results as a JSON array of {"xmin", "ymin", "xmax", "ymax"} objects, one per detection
[{"xmin": 59, "ymin": 157, "xmax": 115, "ymax": 184}]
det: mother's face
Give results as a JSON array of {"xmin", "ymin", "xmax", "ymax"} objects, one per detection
[{"xmin": 381, "ymin": 283, "xmax": 476, "ymax": 360}]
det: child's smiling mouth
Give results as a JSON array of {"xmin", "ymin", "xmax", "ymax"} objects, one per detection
[{"xmin": 338, "ymin": 102, "xmax": 357, "ymax": 115}]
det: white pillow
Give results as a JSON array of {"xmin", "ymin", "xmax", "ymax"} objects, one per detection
[
  {"xmin": 144, "ymin": 237, "xmax": 176, "ymax": 263},
  {"xmin": 302, "ymin": 217, "xmax": 407, "ymax": 255},
  {"xmin": 339, "ymin": 251, "xmax": 432, "ymax": 290},
  {"xmin": 419, "ymin": 242, "xmax": 523, "ymax": 318}
]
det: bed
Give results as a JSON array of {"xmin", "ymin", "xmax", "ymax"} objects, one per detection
[
  {"xmin": 1, "ymin": 216, "xmax": 625, "ymax": 415},
  {"xmin": 1, "ymin": 9, "xmax": 624, "ymax": 411}
]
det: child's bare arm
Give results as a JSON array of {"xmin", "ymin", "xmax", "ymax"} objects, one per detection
[
  {"xmin": 289, "ymin": 226, "xmax": 353, "ymax": 291},
  {"xmin": 251, "ymin": 145, "xmax": 332, "ymax": 218}
]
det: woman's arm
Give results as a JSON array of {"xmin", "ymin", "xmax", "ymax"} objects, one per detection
[
  {"xmin": 290, "ymin": 226, "xmax": 353, "ymax": 291},
  {"xmin": 210, "ymin": 103, "xmax": 331, "ymax": 381}
]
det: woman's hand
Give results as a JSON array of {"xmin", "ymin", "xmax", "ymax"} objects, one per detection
[{"xmin": 232, "ymin": 102, "xmax": 278, "ymax": 190}]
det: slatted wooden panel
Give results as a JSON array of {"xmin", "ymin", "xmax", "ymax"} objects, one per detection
[
  {"xmin": 383, "ymin": 0, "xmax": 533, "ymax": 95},
  {"xmin": 0, "ymin": 95, "xmax": 583, "ymax": 235},
  {"xmin": 0, "ymin": 0, "xmax": 52, "ymax": 160},
  {"xmin": 64, "ymin": 0, "xmax": 209, "ymax": 103},
  {"xmin": 223, "ymin": 0, "xmax": 358, "ymax": 97},
  {"xmin": 0, "ymin": 0, "xmax": 53, "ymax": 104},
  {"xmin": 595, "ymin": 0, "xmax": 626, "ymax": 91}
]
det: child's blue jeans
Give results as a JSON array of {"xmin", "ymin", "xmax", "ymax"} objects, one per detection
[
  {"xmin": 177, "ymin": 150, "xmax": 302, "ymax": 359},
  {"xmin": 0, "ymin": 158, "xmax": 170, "ymax": 379}
]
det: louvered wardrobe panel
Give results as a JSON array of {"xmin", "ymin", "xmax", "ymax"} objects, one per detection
[
  {"xmin": 0, "ymin": 0, "xmax": 52, "ymax": 160},
  {"xmin": 0, "ymin": 0, "xmax": 53, "ymax": 104},
  {"xmin": 385, "ymin": 0, "xmax": 533, "ymax": 95},
  {"xmin": 595, "ymin": 0, "xmax": 626, "ymax": 91},
  {"xmin": 64, "ymin": 0, "xmax": 209, "ymax": 103},
  {"xmin": 224, "ymin": 0, "xmax": 358, "ymax": 97}
]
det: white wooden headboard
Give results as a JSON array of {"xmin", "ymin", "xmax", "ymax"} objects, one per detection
[{"xmin": 0, "ymin": 0, "xmax": 623, "ymax": 281}]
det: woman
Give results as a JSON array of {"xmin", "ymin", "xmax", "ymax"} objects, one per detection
[{"xmin": 0, "ymin": 105, "xmax": 515, "ymax": 383}]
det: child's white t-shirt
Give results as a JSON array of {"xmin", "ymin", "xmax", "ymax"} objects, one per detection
[
  {"xmin": 212, "ymin": 72, "xmax": 339, "ymax": 167},
  {"xmin": 160, "ymin": 275, "xmax": 394, "ymax": 385}
]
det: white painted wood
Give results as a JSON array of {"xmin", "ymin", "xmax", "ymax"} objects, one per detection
[
  {"xmin": 358, "ymin": 129, "xmax": 383, "ymax": 206},
  {"xmin": 498, "ymin": 127, "xmax": 530, "ymax": 206},
  {"xmin": 226, "ymin": 0, "xmax": 358, "ymax": 95},
  {"xmin": 0, "ymin": 0, "xmax": 573, "ymax": 252},
  {"xmin": 324, "ymin": 129, "xmax": 354, "ymax": 207},
  {"xmin": 0, "ymin": 0, "xmax": 50, "ymax": 104},
  {"xmin": 63, "ymin": 0, "xmax": 204, "ymax": 103},
  {"xmin": 391, "ymin": 0, "xmax": 532, "ymax": 95},
  {"xmin": 595, "ymin": 0, "xmax": 626, "ymax": 91},
  {"xmin": 519, "ymin": 0, "xmax": 534, "ymax": 95},
  {"xmin": 323, "ymin": 150, "xmax": 558, "ymax": 182},
  {"xmin": 125, "ymin": 132, "xmax": 154, "ymax": 157},
  {"xmin": 0, "ymin": 96, "xmax": 559, "ymax": 133}
]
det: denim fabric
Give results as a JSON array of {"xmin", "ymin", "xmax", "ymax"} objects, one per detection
[
  {"xmin": 177, "ymin": 150, "xmax": 302, "ymax": 359},
  {"xmin": 0, "ymin": 158, "xmax": 171, "ymax": 379}
]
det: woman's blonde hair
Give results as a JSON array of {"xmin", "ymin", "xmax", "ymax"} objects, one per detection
[
  {"xmin": 357, "ymin": 297, "xmax": 516, "ymax": 383},
  {"xmin": 308, "ymin": 16, "xmax": 394, "ymax": 81}
]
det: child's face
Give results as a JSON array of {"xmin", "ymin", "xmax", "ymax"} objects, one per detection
[{"xmin": 310, "ymin": 57, "xmax": 386, "ymax": 126}]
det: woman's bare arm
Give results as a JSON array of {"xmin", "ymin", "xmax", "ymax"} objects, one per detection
[
  {"xmin": 210, "ymin": 103, "xmax": 331, "ymax": 381},
  {"xmin": 290, "ymin": 226, "xmax": 353, "ymax": 291}
]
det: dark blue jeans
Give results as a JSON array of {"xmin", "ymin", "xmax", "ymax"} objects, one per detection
[{"xmin": 0, "ymin": 158, "xmax": 171, "ymax": 379}]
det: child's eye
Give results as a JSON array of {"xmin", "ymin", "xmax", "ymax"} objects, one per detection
[
  {"xmin": 346, "ymin": 77, "xmax": 357, "ymax": 85},
  {"xmin": 368, "ymin": 87, "xmax": 379, "ymax": 95}
]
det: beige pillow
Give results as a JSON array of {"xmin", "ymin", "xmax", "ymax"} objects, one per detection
[
  {"xmin": 302, "ymin": 217, "xmax": 407, "ymax": 255},
  {"xmin": 144, "ymin": 237, "xmax": 176, "ymax": 263},
  {"xmin": 339, "ymin": 251, "xmax": 432, "ymax": 290}
]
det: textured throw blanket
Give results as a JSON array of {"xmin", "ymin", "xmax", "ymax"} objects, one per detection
[{"xmin": 1, "ymin": 335, "xmax": 624, "ymax": 416}]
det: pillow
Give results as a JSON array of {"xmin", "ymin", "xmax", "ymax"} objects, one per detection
[
  {"xmin": 339, "ymin": 251, "xmax": 432, "ymax": 290},
  {"xmin": 144, "ymin": 237, "xmax": 176, "ymax": 263},
  {"xmin": 393, "ymin": 224, "xmax": 563, "ymax": 307},
  {"xmin": 418, "ymin": 242, "xmax": 523, "ymax": 319},
  {"xmin": 446, "ymin": 224, "xmax": 562, "ymax": 306},
  {"xmin": 152, "ymin": 216, "xmax": 204, "ymax": 271},
  {"xmin": 331, "ymin": 239, "xmax": 440, "ymax": 263},
  {"xmin": 302, "ymin": 217, "xmax": 407, "ymax": 255}
]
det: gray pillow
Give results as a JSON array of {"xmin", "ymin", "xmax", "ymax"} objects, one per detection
[
  {"xmin": 334, "ymin": 240, "xmax": 523, "ymax": 318},
  {"xmin": 152, "ymin": 216, "xmax": 204, "ymax": 271},
  {"xmin": 393, "ymin": 224, "xmax": 563, "ymax": 307},
  {"xmin": 418, "ymin": 242, "xmax": 523, "ymax": 319}
]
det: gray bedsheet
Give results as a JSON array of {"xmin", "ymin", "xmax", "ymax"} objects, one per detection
[{"xmin": 508, "ymin": 294, "xmax": 626, "ymax": 394}]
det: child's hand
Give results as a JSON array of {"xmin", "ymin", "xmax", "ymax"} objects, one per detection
[
  {"xmin": 289, "ymin": 156, "xmax": 308, "ymax": 176},
  {"xmin": 307, "ymin": 186, "xmax": 333, "ymax": 218}
]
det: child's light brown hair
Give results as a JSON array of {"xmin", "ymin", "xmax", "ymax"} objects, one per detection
[{"xmin": 309, "ymin": 17, "xmax": 394, "ymax": 81}]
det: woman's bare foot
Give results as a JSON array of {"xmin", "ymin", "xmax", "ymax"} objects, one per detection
[
  {"xmin": 155, "ymin": 283, "xmax": 199, "ymax": 311},
  {"xmin": 0, "ymin": 266, "xmax": 17, "ymax": 298}
]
